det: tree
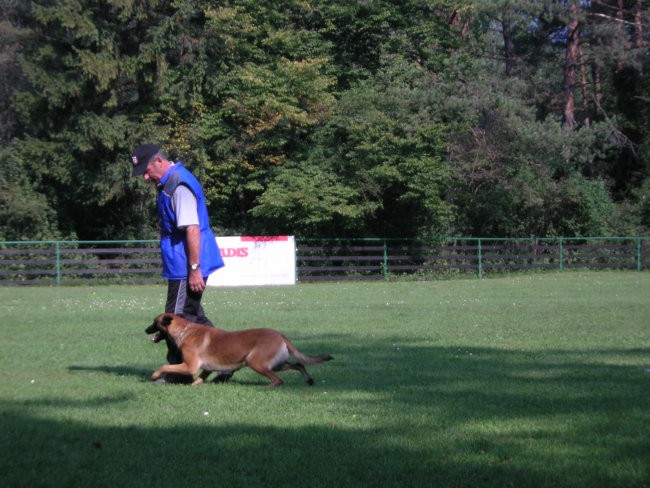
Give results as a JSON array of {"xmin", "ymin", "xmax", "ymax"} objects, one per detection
[
  {"xmin": 0, "ymin": 0, "xmax": 186, "ymax": 239},
  {"xmin": 166, "ymin": 0, "xmax": 337, "ymax": 233},
  {"xmin": 563, "ymin": 0, "xmax": 581, "ymax": 127},
  {"xmin": 0, "ymin": 0, "xmax": 647, "ymax": 241},
  {"xmin": 252, "ymin": 54, "xmax": 453, "ymax": 238},
  {"xmin": 444, "ymin": 0, "xmax": 627, "ymax": 237}
]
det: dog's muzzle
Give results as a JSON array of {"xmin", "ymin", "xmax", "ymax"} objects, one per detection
[{"xmin": 145, "ymin": 323, "xmax": 164, "ymax": 343}]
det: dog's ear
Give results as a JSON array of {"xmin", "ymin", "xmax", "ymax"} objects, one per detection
[{"xmin": 161, "ymin": 314, "xmax": 174, "ymax": 328}]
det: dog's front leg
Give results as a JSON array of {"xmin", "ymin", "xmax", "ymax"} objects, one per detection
[
  {"xmin": 150, "ymin": 363, "xmax": 197, "ymax": 381},
  {"xmin": 191, "ymin": 369, "xmax": 213, "ymax": 386},
  {"xmin": 151, "ymin": 368, "xmax": 165, "ymax": 381}
]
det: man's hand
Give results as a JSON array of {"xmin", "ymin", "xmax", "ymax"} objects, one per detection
[
  {"xmin": 185, "ymin": 225, "xmax": 204, "ymax": 292},
  {"xmin": 188, "ymin": 266, "xmax": 206, "ymax": 293}
]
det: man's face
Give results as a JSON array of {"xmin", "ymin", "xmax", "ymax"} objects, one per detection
[{"xmin": 142, "ymin": 156, "xmax": 167, "ymax": 184}]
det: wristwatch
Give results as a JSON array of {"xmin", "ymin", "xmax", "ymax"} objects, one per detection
[{"xmin": 190, "ymin": 263, "xmax": 200, "ymax": 271}]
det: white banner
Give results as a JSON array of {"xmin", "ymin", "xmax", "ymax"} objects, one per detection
[{"xmin": 207, "ymin": 236, "xmax": 296, "ymax": 287}]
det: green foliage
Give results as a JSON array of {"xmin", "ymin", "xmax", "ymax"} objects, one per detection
[
  {"xmin": 0, "ymin": 175, "xmax": 62, "ymax": 241},
  {"xmin": 250, "ymin": 162, "xmax": 363, "ymax": 236},
  {"xmin": 160, "ymin": 0, "xmax": 337, "ymax": 233},
  {"xmin": 0, "ymin": 0, "xmax": 647, "ymax": 240},
  {"xmin": 445, "ymin": 31, "xmax": 624, "ymax": 237},
  {"xmin": 0, "ymin": 139, "xmax": 67, "ymax": 239},
  {"xmin": 611, "ymin": 178, "xmax": 650, "ymax": 236},
  {"xmin": 256, "ymin": 54, "xmax": 454, "ymax": 238},
  {"xmin": 2, "ymin": 0, "xmax": 178, "ymax": 239}
]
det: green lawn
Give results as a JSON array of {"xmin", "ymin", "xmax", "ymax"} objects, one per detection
[{"xmin": 1, "ymin": 272, "xmax": 648, "ymax": 487}]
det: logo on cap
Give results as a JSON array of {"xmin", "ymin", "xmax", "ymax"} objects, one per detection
[{"xmin": 131, "ymin": 156, "xmax": 138, "ymax": 165}]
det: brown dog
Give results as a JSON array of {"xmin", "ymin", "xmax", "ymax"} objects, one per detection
[{"xmin": 145, "ymin": 313, "xmax": 333, "ymax": 387}]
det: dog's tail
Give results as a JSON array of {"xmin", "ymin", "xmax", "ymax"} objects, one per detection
[{"xmin": 283, "ymin": 335, "xmax": 333, "ymax": 365}]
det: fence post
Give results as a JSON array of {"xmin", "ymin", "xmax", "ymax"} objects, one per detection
[
  {"xmin": 382, "ymin": 239, "xmax": 388, "ymax": 280},
  {"xmin": 55, "ymin": 241, "xmax": 61, "ymax": 285},
  {"xmin": 637, "ymin": 238, "xmax": 642, "ymax": 272},
  {"xmin": 477, "ymin": 238, "xmax": 483, "ymax": 279},
  {"xmin": 559, "ymin": 237, "xmax": 564, "ymax": 271},
  {"xmin": 295, "ymin": 238, "xmax": 299, "ymax": 283}
]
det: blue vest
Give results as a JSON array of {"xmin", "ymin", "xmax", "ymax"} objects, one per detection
[{"xmin": 157, "ymin": 163, "xmax": 224, "ymax": 280}]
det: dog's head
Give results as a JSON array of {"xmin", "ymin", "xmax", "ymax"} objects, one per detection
[{"xmin": 145, "ymin": 313, "xmax": 175, "ymax": 343}]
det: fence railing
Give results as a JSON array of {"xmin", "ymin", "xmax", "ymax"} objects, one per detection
[
  {"xmin": 296, "ymin": 237, "xmax": 649, "ymax": 281},
  {"xmin": 0, "ymin": 237, "xmax": 648, "ymax": 285},
  {"xmin": 0, "ymin": 240, "xmax": 161, "ymax": 286}
]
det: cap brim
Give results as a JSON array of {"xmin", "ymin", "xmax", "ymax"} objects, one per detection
[{"xmin": 131, "ymin": 163, "xmax": 148, "ymax": 177}]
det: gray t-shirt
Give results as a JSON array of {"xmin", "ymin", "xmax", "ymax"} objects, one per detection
[{"xmin": 171, "ymin": 185, "xmax": 199, "ymax": 229}]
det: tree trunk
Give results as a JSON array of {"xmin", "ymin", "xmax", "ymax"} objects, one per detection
[
  {"xmin": 591, "ymin": 61, "xmax": 603, "ymax": 110},
  {"xmin": 578, "ymin": 45, "xmax": 590, "ymax": 128},
  {"xmin": 563, "ymin": 0, "xmax": 580, "ymax": 128},
  {"xmin": 615, "ymin": 0, "xmax": 628, "ymax": 72},
  {"xmin": 447, "ymin": 9, "xmax": 470, "ymax": 39},
  {"xmin": 634, "ymin": 0, "xmax": 643, "ymax": 47},
  {"xmin": 502, "ymin": 8, "xmax": 515, "ymax": 76},
  {"xmin": 634, "ymin": 0, "xmax": 644, "ymax": 73}
]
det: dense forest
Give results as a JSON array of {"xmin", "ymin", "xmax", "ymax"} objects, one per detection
[{"xmin": 0, "ymin": 0, "xmax": 648, "ymax": 241}]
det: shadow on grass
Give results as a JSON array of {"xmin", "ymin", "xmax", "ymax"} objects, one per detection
[
  {"xmin": 68, "ymin": 364, "xmax": 153, "ymax": 381},
  {"xmin": 323, "ymin": 340, "xmax": 650, "ymax": 415},
  {"xmin": 0, "ymin": 412, "xmax": 470, "ymax": 488},
  {"xmin": 4, "ymin": 341, "xmax": 648, "ymax": 488}
]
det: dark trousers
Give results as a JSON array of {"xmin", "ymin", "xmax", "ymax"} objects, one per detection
[{"xmin": 164, "ymin": 278, "xmax": 213, "ymax": 373}]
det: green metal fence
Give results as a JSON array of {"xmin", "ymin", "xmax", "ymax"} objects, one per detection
[
  {"xmin": 295, "ymin": 237, "xmax": 650, "ymax": 281},
  {"xmin": 0, "ymin": 240, "xmax": 161, "ymax": 286},
  {"xmin": 0, "ymin": 237, "xmax": 648, "ymax": 285}
]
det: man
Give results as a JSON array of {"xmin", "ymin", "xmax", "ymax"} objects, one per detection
[{"xmin": 131, "ymin": 143, "xmax": 224, "ymax": 383}]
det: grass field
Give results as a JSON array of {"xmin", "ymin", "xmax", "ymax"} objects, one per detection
[{"xmin": 0, "ymin": 271, "xmax": 648, "ymax": 488}]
